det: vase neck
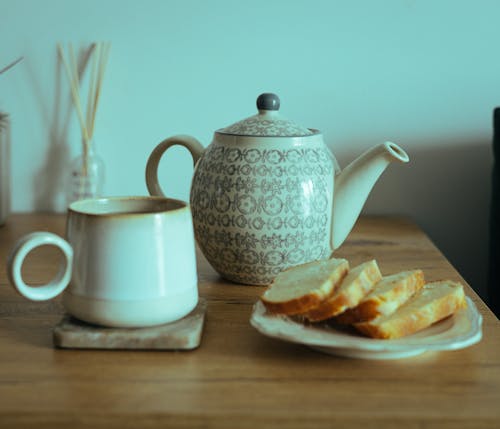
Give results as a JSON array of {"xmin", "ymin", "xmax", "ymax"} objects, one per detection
[{"xmin": 82, "ymin": 139, "xmax": 98, "ymax": 157}]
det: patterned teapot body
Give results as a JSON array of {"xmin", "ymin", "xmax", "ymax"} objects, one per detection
[
  {"xmin": 190, "ymin": 132, "xmax": 335, "ymax": 285},
  {"xmin": 146, "ymin": 93, "xmax": 409, "ymax": 285}
]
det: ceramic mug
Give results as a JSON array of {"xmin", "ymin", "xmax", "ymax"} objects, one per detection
[{"xmin": 7, "ymin": 196, "xmax": 198, "ymax": 328}]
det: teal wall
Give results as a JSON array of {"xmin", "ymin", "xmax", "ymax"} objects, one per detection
[{"xmin": 0, "ymin": 0, "xmax": 496, "ymax": 300}]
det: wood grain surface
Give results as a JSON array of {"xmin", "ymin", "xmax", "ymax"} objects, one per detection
[{"xmin": 0, "ymin": 214, "xmax": 499, "ymax": 429}]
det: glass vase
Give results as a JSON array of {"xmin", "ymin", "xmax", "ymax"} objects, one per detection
[{"xmin": 66, "ymin": 145, "xmax": 105, "ymax": 206}]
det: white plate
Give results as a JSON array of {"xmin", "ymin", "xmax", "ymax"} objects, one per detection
[{"xmin": 250, "ymin": 297, "xmax": 483, "ymax": 359}]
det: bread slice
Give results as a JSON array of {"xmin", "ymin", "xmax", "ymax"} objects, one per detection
[
  {"xmin": 260, "ymin": 258, "xmax": 349, "ymax": 315},
  {"xmin": 353, "ymin": 280, "xmax": 467, "ymax": 339},
  {"xmin": 303, "ymin": 260, "xmax": 382, "ymax": 322},
  {"xmin": 334, "ymin": 269, "xmax": 425, "ymax": 324}
]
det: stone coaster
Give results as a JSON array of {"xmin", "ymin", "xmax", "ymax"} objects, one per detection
[{"xmin": 52, "ymin": 298, "xmax": 206, "ymax": 350}]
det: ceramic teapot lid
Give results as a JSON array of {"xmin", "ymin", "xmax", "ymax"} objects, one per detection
[{"xmin": 217, "ymin": 93, "xmax": 314, "ymax": 137}]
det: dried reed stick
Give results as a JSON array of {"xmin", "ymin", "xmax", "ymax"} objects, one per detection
[
  {"xmin": 86, "ymin": 43, "xmax": 98, "ymax": 138},
  {"xmin": 90, "ymin": 42, "xmax": 110, "ymax": 140},
  {"xmin": 1, "ymin": 57, "xmax": 23, "ymax": 128},
  {"xmin": 0, "ymin": 57, "xmax": 23, "ymax": 75},
  {"xmin": 58, "ymin": 44, "xmax": 89, "ymax": 144},
  {"xmin": 58, "ymin": 42, "xmax": 110, "ymax": 177}
]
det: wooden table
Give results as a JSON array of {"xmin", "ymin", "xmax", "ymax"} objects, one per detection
[{"xmin": 0, "ymin": 214, "xmax": 499, "ymax": 429}]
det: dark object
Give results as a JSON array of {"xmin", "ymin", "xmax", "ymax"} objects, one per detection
[
  {"xmin": 256, "ymin": 93, "xmax": 280, "ymax": 111},
  {"xmin": 489, "ymin": 108, "xmax": 500, "ymax": 318}
]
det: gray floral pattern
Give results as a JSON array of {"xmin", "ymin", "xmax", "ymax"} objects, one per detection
[
  {"xmin": 218, "ymin": 114, "xmax": 314, "ymax": 137},
  {"xmin": 190, "ymin": 143, "xmax": 334, "ymax": 285}
]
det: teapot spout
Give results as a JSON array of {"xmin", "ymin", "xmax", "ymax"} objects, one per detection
[{"xmin": 331, "ymin": 142, "xmax": 409, "ymax": 250}]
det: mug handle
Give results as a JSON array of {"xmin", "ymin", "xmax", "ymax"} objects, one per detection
[
  {"xmin": 7, "ymin": 232, "xmax": 73, "ymax": 301},
  {"xmin": 145, "ymin": 134, "xmax": 205, "ymax": 197}
]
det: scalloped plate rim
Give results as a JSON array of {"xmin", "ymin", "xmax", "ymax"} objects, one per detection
[{"xmin": 250, "ymin": 297, "xmax": 482, "ymax": 359}]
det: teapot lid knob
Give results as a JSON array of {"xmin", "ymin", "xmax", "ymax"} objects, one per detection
[
  {"xmin": 257, "ymin": 93, "xmax": 280, "ymax": 111},
  {"xmin": 217, "ymin": 92, "xmax": 314, "ymax": 137}
]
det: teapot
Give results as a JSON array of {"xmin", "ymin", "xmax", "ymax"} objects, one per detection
[{"xmin": 146, "ymin": 93, "xmax": 409, "ymax": 285}]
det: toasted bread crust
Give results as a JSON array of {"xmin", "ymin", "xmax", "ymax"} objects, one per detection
[
  {"xmin": 262, "ymin": 293, "xmax": 328, "ymax": 315},
  {"xmin": 260, "ymin": 260, "xmax": 349, "ymax": 315},
  {"xmin": 304, "ymin": 260, "xmax": 382, "ymax": 322},
  {"xmin": 354, "ymin": 281, "xmax": 467, "ymax": 339},
  {"xmin": 334, "ymin": 270, "xmax": 425, "ymax": 324}
]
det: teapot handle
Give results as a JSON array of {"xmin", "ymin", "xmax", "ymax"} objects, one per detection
[{"xmin": 146, "ymin": 135, "xmax": 205, "ymax": 198}]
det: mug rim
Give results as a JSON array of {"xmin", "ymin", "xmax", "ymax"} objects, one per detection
[{"xmin": 68, "ymin": 196, "xmax": 189, "ymax": 217}]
